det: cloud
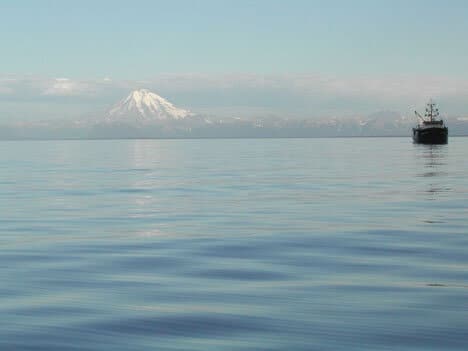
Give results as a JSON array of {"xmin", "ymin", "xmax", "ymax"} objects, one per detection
[
  {"xmin": 42, "ymin": 78, "xmax": 87, "ymax": 96},
  {"xmin": 1, "ymin": 74, "xmax": 468, "ymax": 121},
  {"xmin": 0, "ymin": 86, "xmax": 13, "ymax": 94},
  {"xmin": 0, "ymin": 78, "xmax": 17, "ymax": 95},
  {"xmin": 139, "ymin": 74, "xmax": 468, "ymax": 118},
  {"xmin": 3, "ymin": 73, "xmax": 468, "ymax": 101}
]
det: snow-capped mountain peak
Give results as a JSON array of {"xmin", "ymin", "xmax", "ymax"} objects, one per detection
[{"xmin": 107, "ymin": 89, "xmax": 191, "ymax": 121}]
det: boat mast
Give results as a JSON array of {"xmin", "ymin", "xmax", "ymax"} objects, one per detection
[{"xmin": 425, "ymin": 99, "xmax": 439, "ymax": 122}]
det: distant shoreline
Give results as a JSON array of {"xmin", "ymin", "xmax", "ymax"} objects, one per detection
[{"xmin": 1, "ymin": 135, "xmax": 467, "ymax": 141}]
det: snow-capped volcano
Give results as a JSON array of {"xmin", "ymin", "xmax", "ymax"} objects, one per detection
[{"xmin": 107, "ymin": 89, "xmax": 191, "ymax": 121}]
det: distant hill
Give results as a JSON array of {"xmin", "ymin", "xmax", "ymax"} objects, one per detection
[{"xmin": 2, "ymin": 89, "xmax": 468, "ymax": 139}]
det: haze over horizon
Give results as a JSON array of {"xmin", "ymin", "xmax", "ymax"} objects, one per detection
[{"xmin": 2, "ymin": 0, "xmax": 468, "ymax": 122}]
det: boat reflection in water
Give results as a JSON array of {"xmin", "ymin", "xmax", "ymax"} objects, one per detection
[{"xmin": 416, "ymin": 143, "xmax": 450, "ymax": 202}]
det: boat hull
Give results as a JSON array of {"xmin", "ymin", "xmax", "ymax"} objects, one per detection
[{"xmin": 412, "ymin": 127, "xmax": 448, "ymax": 144}]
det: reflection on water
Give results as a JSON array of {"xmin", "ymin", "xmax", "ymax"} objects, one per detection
[
  {"xmin": 417, "ymin": 144, "xmax": 447, "ymax": 174},
  {"xmin": 414, "ymin": 144, "xmax": 451, "ymax": 199},
  {"xmin": 1, "ymin": 138, "xmax": 468, "ymax": 350}
]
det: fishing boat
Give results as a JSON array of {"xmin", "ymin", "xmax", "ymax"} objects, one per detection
[{"xmin": 413, "ymin": 100, "xmax": 448, "ymax": 144}]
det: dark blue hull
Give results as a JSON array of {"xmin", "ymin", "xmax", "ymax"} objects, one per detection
[{"xmin": 412, "ymin": 127, "xmax": 448, "ymax": 144}]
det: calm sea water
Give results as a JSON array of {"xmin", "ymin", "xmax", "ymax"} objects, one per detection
[{"xmin": 1, "ymin": 138, "xmax": 467, "ymax": 350}]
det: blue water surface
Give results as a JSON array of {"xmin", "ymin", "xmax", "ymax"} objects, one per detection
[{"xmin": 1, "ymin": 138, "xmax": 467, "ymax": 350}]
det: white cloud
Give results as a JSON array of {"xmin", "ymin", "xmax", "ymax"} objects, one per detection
[
  {"xmin": 0, "ymin": 78, "xmax": 18, "ymax": 95},
  {"xmin": 138, "ymin": 73, "xmax": 468, "ymax": 105},
  {"xmin": 3, "ymin": 73, "xmax": 468, "ymax": 101},
  {"xmin": 0, "ymin": 86, "xmax": 13, "ymax": 94},
  {"xmin": 1, "ymin": 74, "xmax": 468, "ymax": 121},
  {"xmin": 42, "ymin": 78, "xmax": 91, "ymax": 96}
]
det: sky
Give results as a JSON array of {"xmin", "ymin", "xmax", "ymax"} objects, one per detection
[{"xmin": 1, "ymin": 0, "xmax": 468, "ymax": 121}]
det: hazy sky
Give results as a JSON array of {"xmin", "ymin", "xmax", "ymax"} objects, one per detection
[{"xmin": 1, "ymin": 0, "xmax": 468, "ymax": 121}]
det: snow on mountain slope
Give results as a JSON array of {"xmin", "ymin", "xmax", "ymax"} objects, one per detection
[{"xmin": 107, "ymin": 89, "xmax": 192, "ymax": 122}]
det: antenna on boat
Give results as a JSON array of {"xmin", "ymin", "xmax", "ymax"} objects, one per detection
[
  {"xmin": 425, "ymin": 99, "xmax": 439, "ymax": 122},
  {"xmin": 415, "ymin": 110, "xmax": 425, "ymax": 123}
]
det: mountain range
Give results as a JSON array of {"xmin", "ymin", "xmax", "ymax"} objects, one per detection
[{"xmin": 2, "ymin": 89, "xmax": 468, "ymax": 139}]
